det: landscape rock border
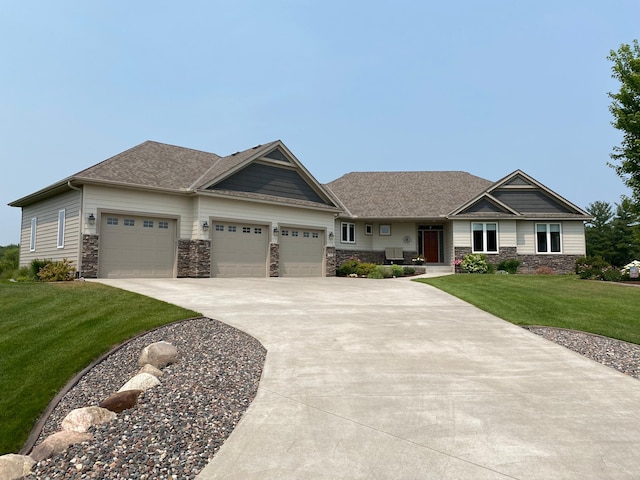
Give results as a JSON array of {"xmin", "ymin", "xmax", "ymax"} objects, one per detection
[{"xmin": 0, "ymin": 338, "xmax": 182, "ymax": 480}]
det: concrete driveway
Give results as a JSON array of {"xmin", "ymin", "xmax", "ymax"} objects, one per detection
[{"xmin": 97, "ymin": 276, "xmax": 640, "ymax": 479}]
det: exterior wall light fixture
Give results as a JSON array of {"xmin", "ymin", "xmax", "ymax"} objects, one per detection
[
  {"xmin": 202, "ymin": 221, "xmax": 209, "ymax": 231},
  {"xmin": 87, "ymin": 213, "xmax": 96, "ymax": 225}
]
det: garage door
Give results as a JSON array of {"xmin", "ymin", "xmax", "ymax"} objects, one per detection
[
  {"xmin": 279, "ymin": 227, "xmax": 324, "ymax": 277},
  {"xmin": 211, "ymin": 221, "xmax": 268, "ymax": 277},
  {"xmin": 99, "ymin": 214, "xmax": 176, "ymax": 278}
]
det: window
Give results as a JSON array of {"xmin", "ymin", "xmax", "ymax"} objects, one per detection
[
  {"xmin": 303, "ymin": 231, "xmax": 310, "ymax": 238},
  {"xmin": 536, "ymin": 223, "xmax": 562, "ymax": 253},
  {"xmin": 57, "ymin": 209, "xmax": 65, "ymax": 248},
  {"xmin": 312, "ymin": 232, "xmax": 319, "ymax": 238},
  {"xmin": 292, "ymin": 230, "xmax": 299, "ymax": 237},
  {"xmin": 124, "ymin": 218, "xmax": 135, "ymax": 227},
  {"xmin": 341, "ymin": 222, "xmax": 355, "ymax": 243},
  {"xmin": 472, "ymin": 223, "xmax": 498, "ymax": 253},
  {"xmin": 30, "ymin": 217, "xmax": 37, "ymax": 252},
  {"xmin": 379, "ymin": 224, "xmax": 391, "ymax": 236},
  {"xmin": 281, "ymin": 229, "xmax": 289, "ymax": 236},
  {"xmin": 143, "ymin": 220, "xmax": 154, "ymax": 228},
  {"xmin": 242, "ymin": 226, "xmax": 251, "ymax": 233},
  {"xmin": 254, "ymin": 227, "xmax": 262, "ymax": 235},
  {"xmin": 107, "ymin": 217, "xmax": 118, "ymax": 226},
  {"xmin": 215, "ymin": 224, "xmax": 224, "ymax": 231},
  {"xmin": 365, "ymin": 224, "xmax": 373, "ymax": 235},
  {"xmin": 228, "ymin": 225, "xmax": 236, "ymax": 232},
  {"xmin": 158, "ymin": 221, "xmax": 169, "ymax": 229}
]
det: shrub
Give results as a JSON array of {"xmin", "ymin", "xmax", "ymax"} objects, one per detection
[
  {"xmin": 31, "ymin": 259, "xmax": 50, "ymax": 279},
  {"xmin": 355, "ymin": 262, "xmax": 377, "ymax": 277},
  {"xmin": 575, "ymin": 256, "xmax": 610, "ymax": 280},
  {"xmin": 601, "ymin": 266, "xmax": 623, "ymax": 282},
  {"xmin": 391, "ymin": 264, "xmax": 404, "ymax": 277},
  {"xmin": 375, "ymin": 266, "xmax": 393, "ymax": 278},
  {"xmin": 337, "ymin": 258, "xmax": 360, "ymax": 276},
  {"xmin": 460, "ymin": 254, "xmax": 489, "ymax": 274},
  {"xmin": 497, "ymin": 259, "xmax": 520, "ymax": 274},
  {"xmin": 403, "ymin": 266, "xmax": 416, "ymax": 276},
  {"xmin": 36, "ymin": 259, "xmax": 75, "ymax": 282},
  {"xmin": 535, "ymin": 266, "xmax": 554, "ymax": 275},
  {"xmin": 367, "ymin": 268, "xmax": 385, "ymax": 279}
]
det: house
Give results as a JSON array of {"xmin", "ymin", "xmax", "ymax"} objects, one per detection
[{"xmin": 9, "ymin": 140, "xmax": 590, "ymax": 278}]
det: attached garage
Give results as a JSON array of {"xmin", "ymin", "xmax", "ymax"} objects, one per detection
[
  {"xmin": 211, "ymin": 221, "xmax": 268, "ymax": 277},
  {"xmin": 99, "ymin": 214, "xmax": 176, "ymax": 278},
  {"xmin": 279, "ymin": 227, "xmax": 324, "ymax": 277}
]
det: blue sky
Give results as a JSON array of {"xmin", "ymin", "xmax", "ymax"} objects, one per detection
[{"xmin": 1, "ymin": 1, "xmax": 638, "ymax": 245}]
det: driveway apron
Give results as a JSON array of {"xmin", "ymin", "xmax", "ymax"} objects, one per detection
[{"xmin": 96, "ymin": 277, "xmax": 640, "ymax": 480}]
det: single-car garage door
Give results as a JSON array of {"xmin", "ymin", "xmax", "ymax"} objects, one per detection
[
  {"xmin": 211, "ymin": 221, "xmax": 268, "ymax": 277},
  {"xmin": 99, "ymin": 214, "xmax": 176, "ymax": 278},
  {"xmin": 279, "ymin": 227, "xmax": 324, "ymax": 277}
]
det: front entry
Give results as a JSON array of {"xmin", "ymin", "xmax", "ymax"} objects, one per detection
[{"xmin": 423, "ymin": 231, "xmax": 440, "ymax": 263}]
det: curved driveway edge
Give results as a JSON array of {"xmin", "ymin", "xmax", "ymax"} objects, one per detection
[{"xmin": 96, "ymin": 277, "xmax": 640, "ymax": 480}]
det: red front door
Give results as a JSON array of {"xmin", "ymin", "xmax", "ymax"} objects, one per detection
[{"xmin": 423, "ymin": 231, "xmax": 439, "ymax": 263}]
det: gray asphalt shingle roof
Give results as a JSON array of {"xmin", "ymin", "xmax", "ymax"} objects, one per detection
[{"xmin": 325, "ymin": 171, "xmax": 493, "ymax": 218}]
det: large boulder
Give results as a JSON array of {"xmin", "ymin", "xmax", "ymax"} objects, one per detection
[
  {"xmin": 118, "ymin": 373, "xmax": 160, "ymax": 392},
  {"xmin": 0, "ymin": 454, "xmax": 35, "ymax": 479},
  {"xmin": 99, "ymin": 389, "xmax": 143, "ymax": 413},
  {"xmin": 29, "ymin": 431, "xmax": 93, "ymax": 462},
  {"xmin": 138, "ymin": 363, "xmax": 164, "ymax": 378},
  {"xmin": 61, "ymin": 406, "xmax": 116, "ymax": 433},
  {"xmin": 137, "ymin": 341, "xmax": 178, "ymax": 369}
]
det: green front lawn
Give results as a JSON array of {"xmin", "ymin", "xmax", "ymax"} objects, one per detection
[
  {"xmin": 417, "ymin": 274, "xmax": 640, "ymax": 345},
  {"xmin": 0, "ymin": 281, "xmax": 199, "ymax": 455}
]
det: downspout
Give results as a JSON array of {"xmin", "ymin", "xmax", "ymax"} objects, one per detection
[{"xmin": 67, "ymin": 181, "xmax": 83, "ymax": 276}]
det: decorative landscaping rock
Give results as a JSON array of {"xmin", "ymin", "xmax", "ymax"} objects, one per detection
[
  {"xmin": 118, "ymin": 372, "xmax": 160, "ymax": 392},
  {"xmin": 138, "ymin": 363, "xmax": 164, "ymax": 377},
  {"xmin": 137, "ymin": 341, "xmax": 178, "ymax": 369},
  {"xmin": 61, "ymin": 406, "xmax": 116, "ymax": 433},
  {"xmin": 0, "ymin": 453, "xmax": 35, "ymax": 479},
  {"xmin": 99, "ymin": 389, "xmax": 143, "ymax": 413},
  {"xmin": 29, "ymin": 431, "xmax": 93, "ymax": 462}
]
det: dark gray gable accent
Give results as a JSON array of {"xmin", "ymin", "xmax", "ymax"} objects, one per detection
[
  {"xmin": 461, "ymin": 197, "xmax": 512, "ymax": 214},
  {"xmin": 492, "ymin": 189, "xmax": 573, "ymax": 213},
  {"xmin": 208, "ymin": 162, "xmax": 328, "ymax": 204},
  {"xmin": 504, "ymin": 174, "xmax": 533, "ymax": 186},
  {"xmin": 263, "ymin": 148, "xmax": 290, "ymax": 162}
]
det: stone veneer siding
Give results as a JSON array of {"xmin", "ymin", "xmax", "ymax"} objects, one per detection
[
  {"xmin": 453, "ymin": 247, "xmax": 579, "ymax": 274},
  {"xmin": 81, "ymin": 234, "xmax": 99, "ymax": 278},
  {"xmin": 325, "ymin": 246, "xmax": 336, "ymax": 277},
  {"xmin": 270, "ymin": 243, "xmax": 279, "ymax": 277},
  {"xmin": 177, "ymin": 239, "xmax": 211, "ymax": 278}
]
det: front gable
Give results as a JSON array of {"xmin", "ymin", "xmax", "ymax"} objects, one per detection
[
  {"xmin": 201, "ymin": 142, "xmax": 339, "ymax": 208},
  {"xmin": 450, "ymin": 170, "xmax": 590, "ymax": 219}
]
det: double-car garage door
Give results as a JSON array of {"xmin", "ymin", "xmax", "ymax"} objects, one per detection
[{"xmin": 211, "ymin": 221, "xmax": 324, "ymax": 278}]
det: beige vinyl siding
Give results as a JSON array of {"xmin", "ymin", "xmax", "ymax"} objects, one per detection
[
  {"xmin": 452, "ymin": 220, "xmax": 471, "ymax": 248},
  {"xmin": 561, "ymin": 221, "xmax": 587, "ymax": 255},
  {"xmin": 200, "ymin": 196, "xmax": 335, "ymax": 244},
  {"xmin": 499, "ymin": 220, "xmax": 517, "ymax": 247},
  {"xmin": 84, "ymin": 185, "xmax": 191, "ymax": 237},
  {"xmin": 370, "ymin": 223, "xmax": 415, "ymax": 251},
  {"xmin": 18, "ymin": 190, "xmax": 81, "ymax": 267},
  {"xmin": 444, "ymin": 222, "xmax": 454, "ymax": 263},
  {"xmin": 333, "ymin": 220, "xmax": 372, "ymax": 251},
  {"xmin": 516, "ymin": 220, "xmax": 586, "ymax": 255}
]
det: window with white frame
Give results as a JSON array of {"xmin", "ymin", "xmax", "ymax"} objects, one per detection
[
  {"xmin": 30, "ymin": 217, "xmax": 37, "ymax": 252},
  {"xmin": 472, "ymin": 223, "xmax": 498, "ymax": 253},
  {"xmin": 341, "ymin": 222, "xmax": 355, "ymax": 243},
  {"xmin": 536, "ymin": 223, "xmax": 562, "ymax": 253},
  {"xmin": 57, "ymin": 209, "xmax": 65, "ymax": 248}
]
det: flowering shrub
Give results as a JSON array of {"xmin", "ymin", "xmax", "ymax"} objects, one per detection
[
  {"xmin": 621, "ymin": 260, "xmax": 640, "ymax": 279},
  {"xmin": 575, "ymin": 256, "xmax": 610, "ymax": 280},
  {"xmin": 36, "ymin": 258, "xmax": 75, "ymax": 282},
  {"xmin": 411, "ymin": 255, "xmax": 425, "ymax": 264},
  {"xmin": 460, "ymin": 254, "xmax": 489, "ymax": 274}
]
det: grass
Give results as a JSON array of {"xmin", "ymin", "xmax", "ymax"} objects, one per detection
[
  {"xmin": 416, "ymin": 274, "xmax": 640, "ymax": 345},
  {"xmin": 0, "ymin": 281, "xmax": 200, "ymax": 455}
]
